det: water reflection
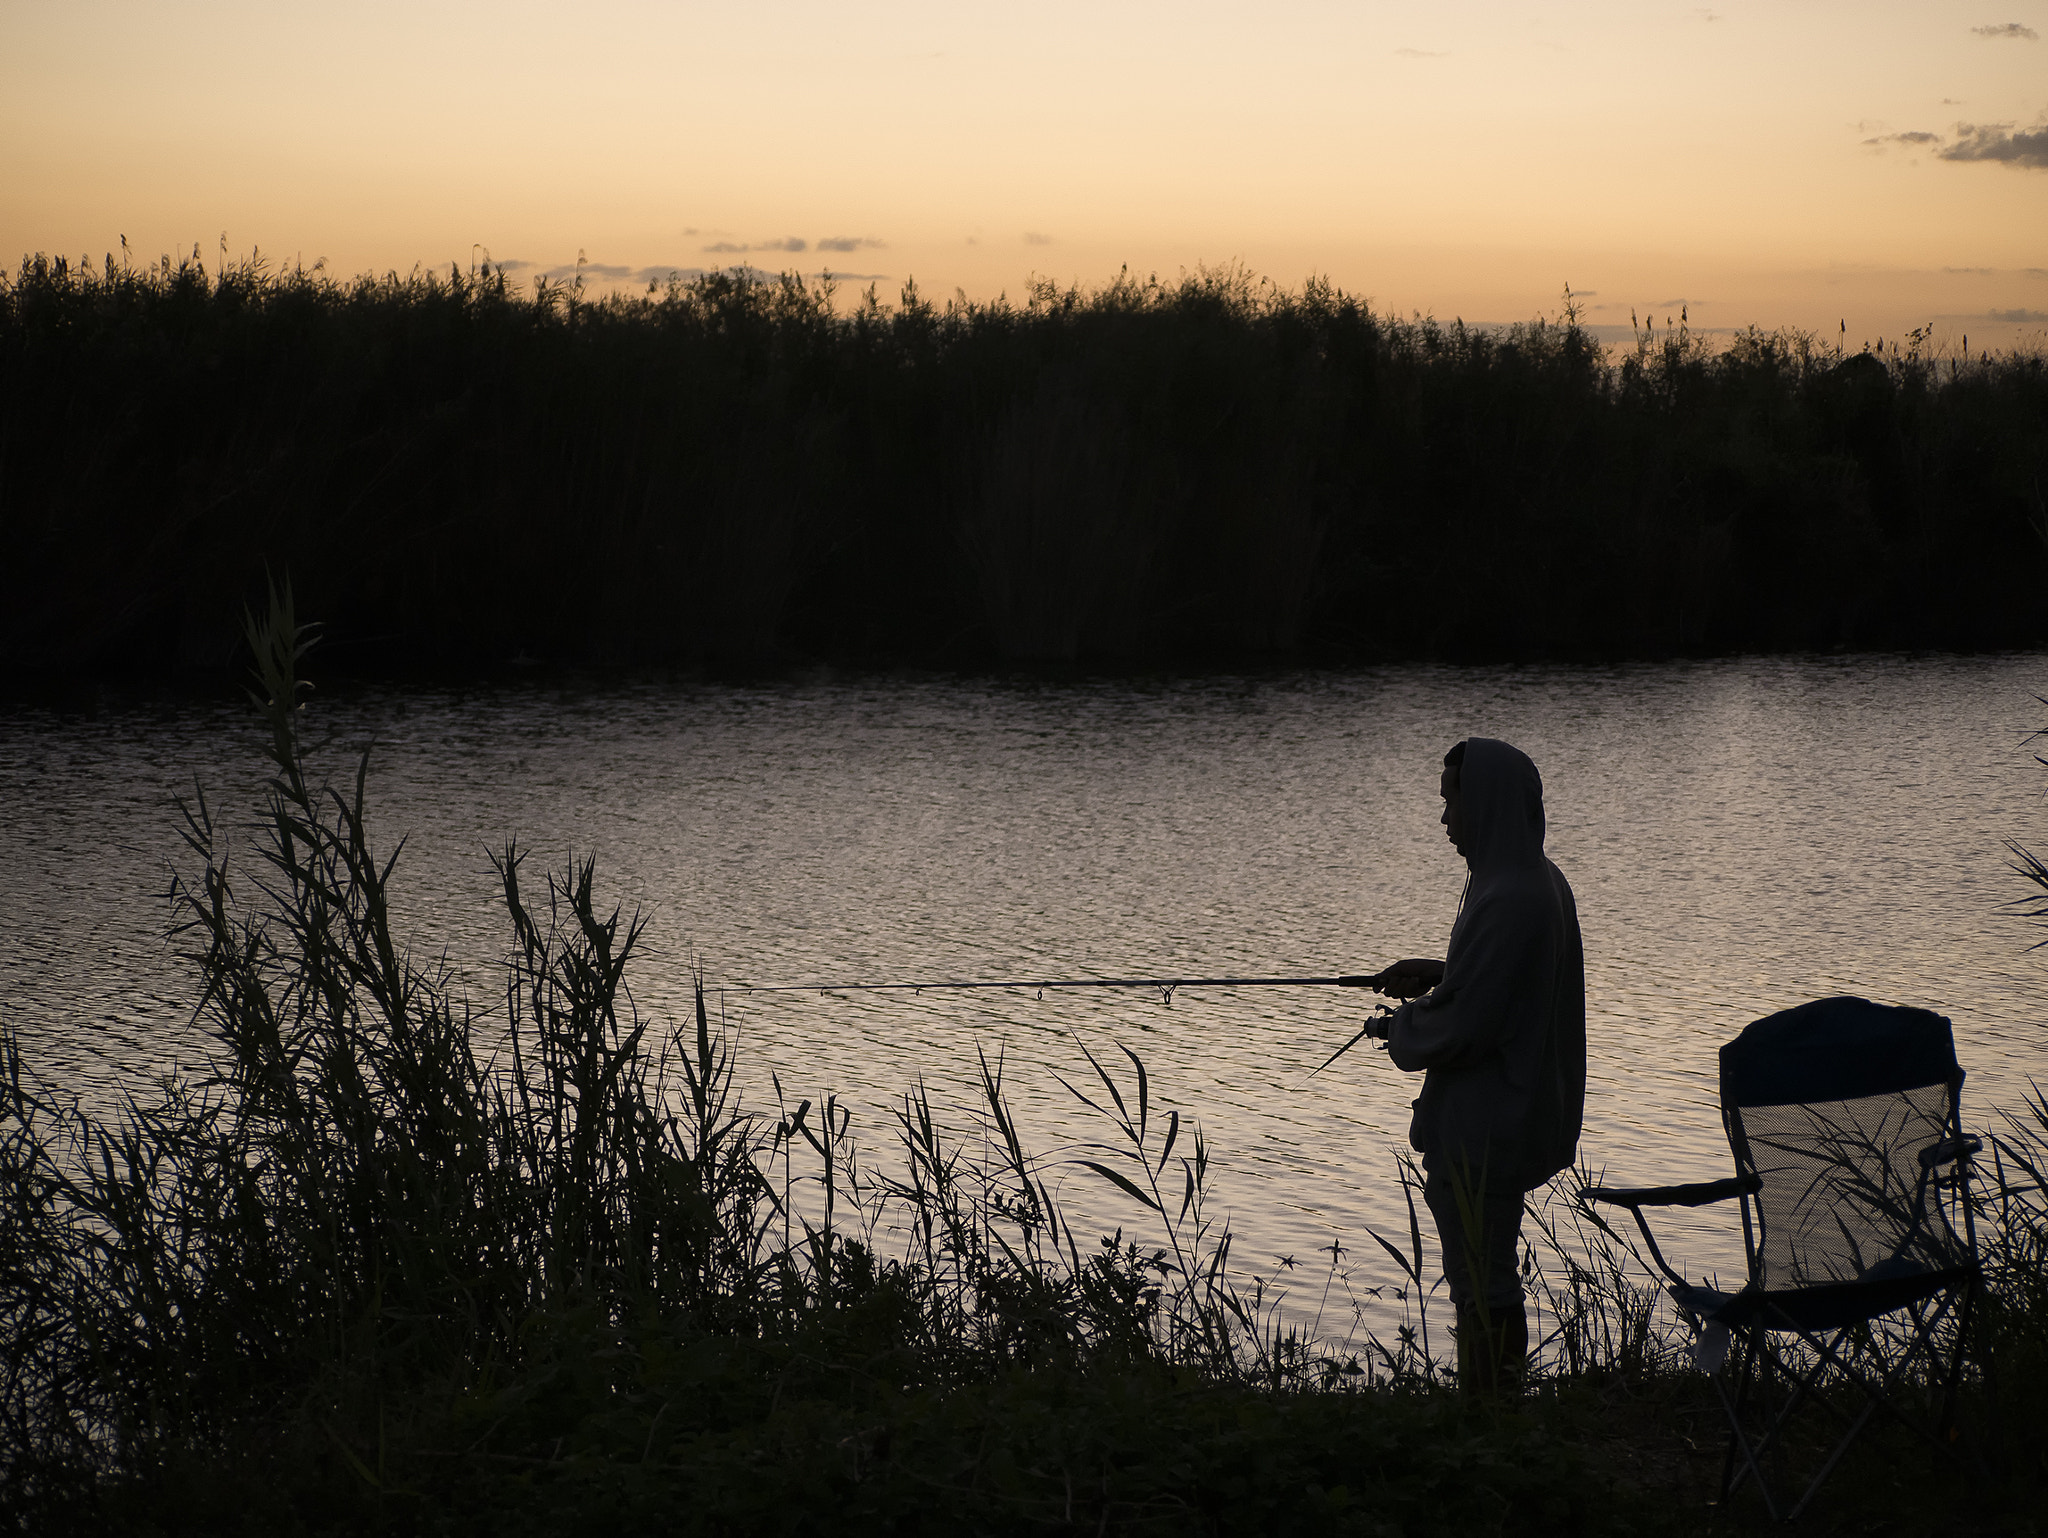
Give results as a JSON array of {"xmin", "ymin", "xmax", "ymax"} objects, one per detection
[{"xmin": 3, "ymin": 658, "xmax": 2044, "ymax": 1318}]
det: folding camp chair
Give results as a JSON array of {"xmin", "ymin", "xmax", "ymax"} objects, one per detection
[{"xmin": 1587, "ymin": 996, "xmax": 1981, "ymax": 1522}]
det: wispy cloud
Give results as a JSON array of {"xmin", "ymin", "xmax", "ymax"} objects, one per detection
[
  {"xmin": 1972, "ymin": 22, "xmax": 2039, "ymax": 39},
  {"xmin": 491, "ymin": 259, "xmax": 711, "ymax": 285},
  {"xmin": 816, "ymin": 236, "xmax": 887, "ymax": 253},
  {"xmin": 1939, "ymin": 120, "xmax": 2048, "ymax": 166},
  {"xmin": 485, "ymin": 258, "xmax": 898, "ymax": 290},
  {"xmin": 1022, "ymin": 231, "xmax": 1054, "ymax": 246},
  {"xmin": 1989, "ymin": 307, "xmax": 2048, "ymax": 321},
  {"xmin": 704, "ymin": 236, "xmax": 809, "ymax": 254},
  {"xmin": 1865, "ymin": 129, "xmax": 1941, "ymax": 146}
]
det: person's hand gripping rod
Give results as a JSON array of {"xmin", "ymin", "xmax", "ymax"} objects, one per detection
[{"xmin": 1311, "ymin": 958, "xmax": 1447, "ymax": 1074}]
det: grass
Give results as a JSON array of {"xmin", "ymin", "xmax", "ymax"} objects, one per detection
[
  {"xmin": 3, "ymin": 591, "xmax": 2047, "ymax": 1534},
  {"xmin": 2, "ymin": 251, "xmax": 2046, "ymax": 674}
]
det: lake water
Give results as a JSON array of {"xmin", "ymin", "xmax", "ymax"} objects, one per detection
[{"xmin": 4, "ymin": 657, "xmax": 2046, "ymax": 1341}]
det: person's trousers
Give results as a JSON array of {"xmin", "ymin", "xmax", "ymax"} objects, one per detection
[{"xmin": 1423, "ymin": 1166, "xmax": 1528, "ymax": 1392}]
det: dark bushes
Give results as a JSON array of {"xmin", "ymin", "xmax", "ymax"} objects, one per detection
[{"xmin": 3, "ymin": 253, "xmax": 2045, "ymax": 673}]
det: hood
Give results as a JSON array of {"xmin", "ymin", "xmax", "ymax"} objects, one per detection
[{"xmin": 1457, "ymin": 737, "xmax": 1547, "ymax": 871}]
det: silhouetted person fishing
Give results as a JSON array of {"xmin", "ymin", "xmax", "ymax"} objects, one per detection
[{"xmin": 1353, "ymin": 738, "xmax": 1587, "ymax": 1393}]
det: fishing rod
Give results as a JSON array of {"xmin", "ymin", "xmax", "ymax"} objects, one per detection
[
  {"xmin": 716, "ymin": 973, "xmax": 1388, "ymax": 998},
  {"xmin": 711, "ymin": 971, "xmax": 1416, "ymax": 1073}
]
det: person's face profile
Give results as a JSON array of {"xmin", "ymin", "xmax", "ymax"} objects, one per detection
[{"xmin": 1439, "ymin": 765, "xmax": 1467, "ymax": 857}]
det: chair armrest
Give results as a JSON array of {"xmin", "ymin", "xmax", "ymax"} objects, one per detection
[
  {"xmin": 1917, "ymin": 1135, "xmax": 1982, "ymax": 1171},
  {"xmin": 1585, "ymin": 1174, "xmax": 1762, "ymax": 1209}
]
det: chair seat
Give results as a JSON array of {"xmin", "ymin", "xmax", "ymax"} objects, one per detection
[{"xmin": 1671, "ymin": 1262, "xmax": 1976, "ymax": 1333}]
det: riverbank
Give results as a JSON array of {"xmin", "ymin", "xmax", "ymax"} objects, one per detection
[
  {"xmin": 4, "ymin": 253, "xmax": 2046, "ymax": 676},
  {"xmin": 5, "ymin": 598, "xmax": 2045, "ymax": 1535},
  {"xmin": 69, "ymin": 1341, "xmax": 2045, "ymax": 1538}
]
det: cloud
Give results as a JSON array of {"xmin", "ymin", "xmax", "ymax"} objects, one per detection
[
  {"xmin": 1989, "ymin": 307, "xmax": 2048, "ymax": 321},
  {"xmin": 1938, "ymin": 120, "xmax": 2048, "ymax": 166},
  {"xmin": 702, "ymin": 236, "xmax": 809, "ymax": 254},
  {"xmin": 1394, "ymin": 47, "xmax": 1447, "ymax": 57},
  {"xmin": 1861, "ymin": 116, "xmax": 2048, "ymax": 168},
  {"xmin": 486, "ymin": 258, "xmax": 916, "ymax": 292},
  {"xmin": 816, "ymin": 236, "xmax": 886, "ymax": 253},
  {"xmin": 1022, "ymin": 231, "xmax": 1054, "ymax": 245},
  {"xmin": 1945, "ymin": 265, "xmax": 1998, "ymax": 274},
  {"xmin": 499, "ymin": 260, "xmax": 712, "ymax": 284},
  {"xmin": 1972, "ymin": 22, "xmax": 2038, "ymax": 38}
]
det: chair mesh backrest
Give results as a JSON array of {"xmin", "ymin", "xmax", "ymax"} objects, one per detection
[{"xmin": 1720, "ymin": 998, "xmax": 1967, "ymax": 1293}]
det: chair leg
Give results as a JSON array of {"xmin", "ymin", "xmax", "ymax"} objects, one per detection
[
  {"xmin": 1744, "ymin": 1292, "xmax": 1974, "ymax": 1520},
  {"xmin": 1715, "ymin": 1328, "xmax": 1748, "ymax": 1500},
  {"xmin": 1937, "ymin": 1280, "xmax": 1976, "ymax": 1450},
  {"xmin": 1717, "ymin": 1325, "xmax": 1783, "ymax": 1522},
  {"xmin": 1791, "ymin": 1295, "xmax": 1964, "ymax": 1455},
  {"xmin": 1786, "ymin": 1399, "xmax": 1878, "ymax": 1521},
  {"xmin": 1725, "ymin": 1324, "xmax": 1852, "ymax": 1519}
]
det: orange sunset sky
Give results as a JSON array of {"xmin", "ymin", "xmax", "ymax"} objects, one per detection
[{"xmin": 5, "ymin": 0, "xmax": 2045, "ymax": 346}]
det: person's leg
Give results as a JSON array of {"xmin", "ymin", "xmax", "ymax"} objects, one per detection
[
  {"xmin": 1424, "ymin": 1168, "xmax": 1527, "ymax": 1394},
  {"xmin": 1477, "ymin": 1188, "xmax": 1528, "ymax": 1392}
]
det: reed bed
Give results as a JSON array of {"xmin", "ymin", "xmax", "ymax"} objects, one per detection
[
  {"xmin": 4, "ymin": 595, "xmax": 2047, "ymax": 1534},
  {"xmin": 2, "ymin": 252, "xmax": 2045, "ymax": 675}
]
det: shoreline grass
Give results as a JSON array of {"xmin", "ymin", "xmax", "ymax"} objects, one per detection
[
  {"xmin": 3, "ymin": 252, "xmax": 2046, "ymax": 675},
  {"xmin": 3, "ymin": 596, "xmax": 2047, "ymax": 1534}
]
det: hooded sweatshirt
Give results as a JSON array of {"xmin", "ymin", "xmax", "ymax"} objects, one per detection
[{"xmin": 1385, "ymin": 738, "xmax": 1586, "ymax": 1194}]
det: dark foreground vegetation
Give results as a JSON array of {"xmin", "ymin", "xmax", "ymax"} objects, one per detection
[
  {"xmin": 3, "ymin": 599, "xmax": 2047, "ymax": 1535},
  {"xmin": 3, "ymin": 251, "xmax": 2047, "ymax": 674}
]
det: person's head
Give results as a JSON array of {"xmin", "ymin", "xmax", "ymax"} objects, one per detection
[
  {"xmin": 1440, "ymin": 741, "xmax": 1468, "ymax": 857},
  {"xmin": 1440, "ymin": 738, "xmax": 1546, "ymax": 870}
]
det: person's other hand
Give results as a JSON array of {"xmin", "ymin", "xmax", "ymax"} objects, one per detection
[{"xmin": 1364, "ymin": 958, "xmax": 1445, "ymax": 999}]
